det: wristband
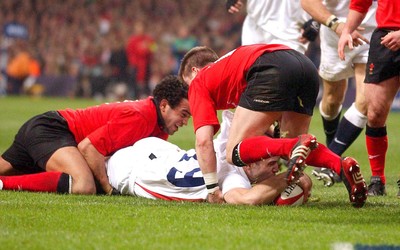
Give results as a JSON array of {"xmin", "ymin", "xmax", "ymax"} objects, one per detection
[
  {"xmin": 325, "ymin": 15, "xmax": 338, "ymax": 28},
  {"xmin": 203, "ymin": 172, "xmax": 219, "ymax": 194}
]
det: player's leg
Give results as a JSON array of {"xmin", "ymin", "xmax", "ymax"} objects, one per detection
[
  {"xmin": 45, "ymin": 146, "xmax": 96, "ymax": 195},
  {"xmin": 319, "ymin": 78, "xmax": 347, "ymax": 145},
  {"xmin": 0, "ymin": 171, "xmax": 71, "ymax": 193},
  {"xmin": 365, "ymin": 76, "xmax": 400, "ymax": 196},
  {"xmin": 313, "ymin": 79, "xmax": 347, "ymax": 185},
  {"xmin": 329, "ymin": 63, "xmax": 367, "ymax": 156},
  {"xmin": 0, "ymin": 156, "xmax": 23, "ymax": 175},
  {"xmin": 226, "ymin": 107, "xmax": 281, "ymax": 165}
]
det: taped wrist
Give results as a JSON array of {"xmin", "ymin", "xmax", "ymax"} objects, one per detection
[
  {"xmin": 325, "ymin": 15, "xmax": 340, "ymax": 31},
  {"xmin": 203, "ymin": 172, "xmax": 219, "ymax": 193}
]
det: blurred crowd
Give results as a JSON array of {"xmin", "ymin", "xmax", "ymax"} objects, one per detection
[{"xmin": 0, "ymin": 0, "xmax": 244, "ymax": 99}]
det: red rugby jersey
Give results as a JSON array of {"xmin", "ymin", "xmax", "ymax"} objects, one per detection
[
  {"xmin": 350, "ymin": 0, "xmax": 400, "ymax": 28},
  {"xmin": 189, "ymin": 44, "xmax": 291, "ymax": 134},
  {"xmin": 58, "ymin": 97, "xmax": 168, "ymax": 156}
]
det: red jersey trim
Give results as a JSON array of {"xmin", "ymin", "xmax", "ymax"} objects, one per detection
[{"xmin": 135, "ymin": 182, "xmax": 205, "ymax": 202}]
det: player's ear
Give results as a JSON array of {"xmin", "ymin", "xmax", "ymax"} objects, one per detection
[{"xmin": 159, "ymin": 99, "xmax": 169, "ymax": 112}]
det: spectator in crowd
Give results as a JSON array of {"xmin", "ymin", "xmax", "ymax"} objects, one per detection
[
  {"xmin": 171, "ymin": 25, "xmax": 199, "ymax": 75},
  {"xmin": 126, "ymin": 20, "xmax": 156, "ymax": 99},
  {"xmin": 0, "ymin": 0, "xmax": 244, "ymax": 98},
  {"xmin": 5, "ymin": 40, "xmax": 41, "ymax": 94}
]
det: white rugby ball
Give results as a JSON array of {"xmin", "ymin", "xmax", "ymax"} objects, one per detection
[{"xmin": 274, "ymin": 184, "xmax": 305, "ymax": 206}]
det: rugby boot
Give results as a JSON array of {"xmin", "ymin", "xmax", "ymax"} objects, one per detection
[
  {"xmin": 340, "ymin": 157, "xmax": 367, "ymax": 208},
  {"xmin": 367, "ymin": 176, "xmax": 386, "ymax": 196},
  {"xmin": 286, "ymin": 134, "xmax": 318, "ymax": 184}
]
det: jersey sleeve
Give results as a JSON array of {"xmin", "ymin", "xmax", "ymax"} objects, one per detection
[
  {"xmin": 349, "ymin": 0, "xmax": 372, "ymax": 14},
  {"xmin": 189, "ymin": 82, "xmax": 221, "ymax": 134},
  {"xmin": 219, "ymin": 167, "xmax": 252, "ymax": 195}
]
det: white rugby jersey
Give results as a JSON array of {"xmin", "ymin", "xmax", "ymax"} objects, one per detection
[
  {"xmin": 245, "ymin": 0, "xmax": 309, "ymax": 42},
  {"xmin": 106, "ymin": 111, "xmax": 251, "ymax": 201},
  {"xmin": 323, "ymin": 0, "xmax": 376, "ymax": 27}
]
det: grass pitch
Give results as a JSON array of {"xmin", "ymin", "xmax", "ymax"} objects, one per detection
[{"xmin": 1, "ymin": 96, "xmax": 400, "ymax": 250}]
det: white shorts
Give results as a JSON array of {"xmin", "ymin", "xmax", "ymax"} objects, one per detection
[{"xmin": 319, "ymin": 25, "xmax": 372, "ymax": 82}]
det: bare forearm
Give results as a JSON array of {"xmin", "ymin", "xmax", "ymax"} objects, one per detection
[
  {"xmin": 224, "ymin": 173, "xmax": 288, "ymax": 205},
  {"xmin": 78, "ymin": 139, "xmax": 111, "ymax": 193},
  {"xmin": 301, "ymin": 0, "xmax": 333, "ymax": 25},
  {"xmin": 342, "ymin": 9, "xmax": 366, "ymax": 35}
]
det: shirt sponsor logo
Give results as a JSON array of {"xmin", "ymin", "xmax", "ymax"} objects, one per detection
[{"xmin": 253, "ymin": 99, "xmax": 270, "ymax": 104}]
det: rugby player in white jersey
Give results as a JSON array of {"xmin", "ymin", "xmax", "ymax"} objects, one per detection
[
  {"xmin": 301, "ymin": 0, "xmax": 377, "ymax": 186},
  {"xmin": 106, "ymin": 111, "xmax": 312, "ymax": 205},
  {"xmin": 226, "ymin": 0, "xmax": 314, "ymax": 53}
]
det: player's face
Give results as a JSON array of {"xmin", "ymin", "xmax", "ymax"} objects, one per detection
[
  {"xmin": 246, "ymin": 156, "xmax": 280, "ymax": 184},
  {"xmin": 161, "ymin": 99, "xmax": 191, "ymax": 135}
]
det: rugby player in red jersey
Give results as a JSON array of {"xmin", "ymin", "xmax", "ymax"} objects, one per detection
[
  {"xmin": 338, "ymin": 0, "xmax": 400, "ymax": 196},
  {"xmin": 179, "ymin": 44, "xmax": 368, "ymax": 207},
  {"xmin": 0, "ymin": 75, "xmax": 190, "ymax": 195}
]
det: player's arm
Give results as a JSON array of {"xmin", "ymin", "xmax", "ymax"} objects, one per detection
[
  {"xmin": 78, "ymin": 138, "xmax": 114, "ymax": 195},
  {"xmin": 301, "ymin": 0, "xmax": 350, "ymax": 37},
  {"xmin": 338, "ymin": 9, "xmax": 367, "ymax": 60},
  {"xmin": 223, "ymin": 173, "xmax": 288, "ymax": 205},
  {"xmin": 196, "ymin": 125, "xmax": 224, "ymax": 203}
]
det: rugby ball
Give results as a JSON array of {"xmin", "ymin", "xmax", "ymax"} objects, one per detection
[{"xmin": 274, "ymin": 184, "xmax": 305, "ymax": 206}]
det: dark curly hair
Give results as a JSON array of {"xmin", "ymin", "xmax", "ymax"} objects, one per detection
[{"xmin": 153, "ymin": 75, "xmax": 188, "ymax": 108}]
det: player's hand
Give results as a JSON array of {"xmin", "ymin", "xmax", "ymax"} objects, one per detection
[
  {"xmin": 381, "ymin": 30, "xmax": 400, "ymax": 51},
  {"xmin": 338, "ymin": 28, "xmax": 369, "ymax": 61},
  {"xmin": 297, "ymin": 174, "xmax": 312, "ymax": 203},
  {"xmin": 226, "ymin": 0, "xmax": 243, "ymax": 14},
  {"xmin": 206, "ymin": 189, "xmax": 224, "ymax": 204},
  {"xmin": 301, "ymin": 19, "xmax": 320, "ymax": 42},
  {"xmin": 106, "ymin": 185, "xmax": 121, "ymax": 195}
]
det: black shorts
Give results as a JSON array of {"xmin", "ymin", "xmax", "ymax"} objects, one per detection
[
  {"xmin": 239, "ymin": 50, "xmax": 319, "ymax": 115},
  {"xmin": 365, "ymin": 28, "xmax": 400, "ymax": 84},
  {"xmin": 2, "ymin": 111, "xmax": 77, "ymax": 173}
]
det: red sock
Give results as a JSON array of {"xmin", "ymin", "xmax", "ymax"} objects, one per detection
[
  {"xmin": 239, "ymin": 136, "xmax": 298, "ymax": 164},
  {"xmin": 366, "ymin": 135, "xmax": 387, "ymax": 184},
  {"xmin": 0, "ymin": 172, "xmax": 70, "ymax": 193},
  {"xmin": 306, "ymin": 143, "xmax": 342, "ymax": 174}
]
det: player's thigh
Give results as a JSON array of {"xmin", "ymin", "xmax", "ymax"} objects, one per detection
[
  {"xmin": 0, "ymin": 156, "xmax": 22, "ymax": 175},
  {"xmin": 46, "ymin": 146, "xmax": 95, "ymax": 186},
  {"xmin": 226, "ymin": 107, "xmax": 281, "ymax": 157},
  {"xmin": 280, "ymin": 111, "xmax": 312, "ymax": 138},
  {"xmin": 365, "ymin": 76, "xmax": 400, "ymax": 126},
  {"xmin": 354, "ymin": 63, "xmax": 367, "ymax": 114}
]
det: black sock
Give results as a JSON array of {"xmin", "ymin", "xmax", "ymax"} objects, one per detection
[
  {"xmin": 329, "ymin": 117, "xmax": 363, "ymax": 156},
  {"xmin": 321, "ymin": 111, "xmax": 341, "ymax": 146},
  {"xmin": 57, "ymin": 173, "xmax": 72, "ymax": 194}
]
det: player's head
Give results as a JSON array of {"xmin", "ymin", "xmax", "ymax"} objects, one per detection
[
  {"xmin": 153, "ymin": 75, "xmax": 191, "ymax": 135},
  {"xmin": 244, "ymin": 156, "xmax": 281, "ymax": 184},
  {"xmin": 178, "ymin": 46, "xmax": 219, "ymax": 85}
]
